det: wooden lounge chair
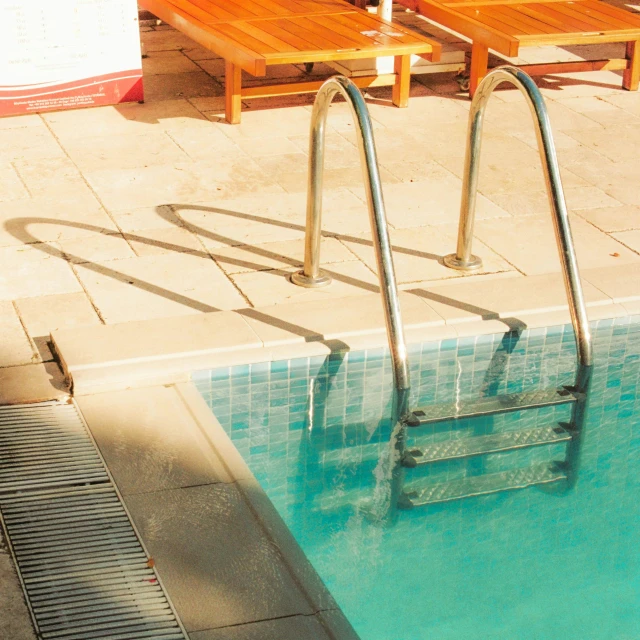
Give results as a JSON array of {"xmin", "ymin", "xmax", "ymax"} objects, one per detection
[
  {"xmin": 139, "ymin": 0, "xmax": 441, "ymax": 123},
  {"xmin": 397, "ymin": 0, "xmax": 640, "ymax": 96}
]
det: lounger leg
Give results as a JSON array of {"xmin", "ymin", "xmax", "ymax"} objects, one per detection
[
  {"xmin": 623, "ymin": 40, "xmax": 640, "ymax": 91},
  {"xmin": 225, "ymin": 61, "xmax": 242, "ymax": 124},
  {"xmin": 469, "ymin": 43, "xmax": 489, "ymax": 99},
  {"xmin": 392, "ymin": 54, "xmax": 411, "ymax": 108}
]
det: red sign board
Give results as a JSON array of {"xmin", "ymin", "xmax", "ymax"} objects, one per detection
[{"xmin": 0, "ymin": 1, "xmax": 143, "ymax": 117}]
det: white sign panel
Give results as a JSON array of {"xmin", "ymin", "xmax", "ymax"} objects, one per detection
[{"xmin": 0, "ymin": 0, "xmax": 143, "ymax": 116}]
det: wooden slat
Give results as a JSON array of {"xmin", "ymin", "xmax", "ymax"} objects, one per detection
[
  {"xmin": 534, "ymin": 2, "xmax": 617, "ymax": 31},
  {"xmin": 140, "ymin": 0, "xmax": 266, "ymax": 73},
  {"xmin": 251, "ymin": 18, "xmax": 326, "ymax": 51},
  {"xmin": 232, "ymin": 0, "xmax": 292, "ymax": 18},
  {"xmin": 212, "ymin": 22, "xmax": 283, "ymax": 55},
  {"xmin": 520, "ymin": 57, "xmax": 628, "ymax": 73},
  {"xmin": 520, "ymin": 29, "xmax": 640, "ymax": 45},
  {"xmin": 233, "ymin": 9, "xmax": 355, "ymax": 25},
  {"xmin": 337, "ymin": 10, "xmax": 426, "ymax": 44},
  {"xmin": 318, "ymin": 12, "xmax": 422, "ymax": 48},
  {"xmin": 308, "ymin": 13, "xmax": 385, "ymax": 48},
  {"xmin": 264, "ymin": 43, "xmax": 439, "ymax": 64},
  {"xmin": 269, "ymin": 16, "xmax": 341, "ymax": 51},
  {"xmin": 309, "ymin": 11, "xmax": 437, "ymax": 52},
  {"xmin": 241, "ymin": 73, "xmax": 397, "ymax": 98},
  {"xmin": 245, "ymin": 0, "xmax": 319, "ymax": 17},
  {"xmin": 145, "ymin": 0, "xmax": 359, "ymax": 25},
  {"xmin": 214, "ymin": 0, "xmax": 266, "ymax": 19},
  {"xmin": 490, "ymin": 5, "xmax": 565, "ymax": 34},
  {"xmin": 578, "ymin": 1, "xmax": 640, "ymax": 30},
  {"xmin": 457, "ymin": 6, "xmax": 530, "ymax": 36},
  {"xmin": 566, "ymin": 0, "xmax": 637, "ymax": 30},
  {"xmin": 234, "ymin": 0, "xmax": 356, "ymax": 21},
  {"xmin": 442, "ymin": 0, "xmax": 572, "ymax": 6},
  {"xmin": 226, "ymin": 0, "xmax": 344, "ymax": 18},
  {"xmin": 482, "ymin": 5, "xmax": 548, "ymax": 34},
  {"xmin": 418, "ymin": 0, "xmax": 520, "ymax": 54},
  {"xmin": 564, "ymin": 1, "xmax": 637, "ymax": 30},
  {"xmin": 230, "ymin": 20, "xmax": 305, "ymax": 53},
  {"xmin": 516, "ymin": 4, "xmax": 581, "ymax": 32},
  {"xmin": 260, "ymin": 0, "xmax": 349, "ymax": 14},
  {"xmin": 582, "ymin": 0, "xmax": 640, "ymax": 29},
  {"xmin": 158, "ymin": 0, "xmax": 229, "ymax": 25},
  {"xmin": 170, "ymin": 0, "xmax": 240, "ymax": 22},
  {"xmin": 294, "ymin": 15, "xmax": 365, "ymax": 49}
]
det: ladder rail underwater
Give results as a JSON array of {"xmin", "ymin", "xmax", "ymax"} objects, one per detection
[{"xmin": 291, "ymin": 76, "xmax": 411, "ymax": 515}]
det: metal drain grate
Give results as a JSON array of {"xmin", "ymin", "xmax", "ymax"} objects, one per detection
[{"xmin": 0, "ymin": 401, "xmax": 187, "ymax": 640}]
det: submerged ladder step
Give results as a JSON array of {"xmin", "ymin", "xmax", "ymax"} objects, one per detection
[
  {"xmin": 402, "ymin": 424, "xmax": 572, "ymax": 467},
  {"xmin": 399, "ymin": 462, "xmax": 567, "ymax": 509},
  {"xmin": 406, "ymin": 387, "xmax": 579, "ymax": 427},
  {"xmin": 320, "ymin": 441, "xmax": 393, "ymax": 466}
]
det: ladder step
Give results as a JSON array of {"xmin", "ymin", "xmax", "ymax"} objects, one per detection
[
  {"xmin": 320, "ymin": 441, "xmax": 391, "ymax": 466},
  {"xmin": 402, "ymin": 424, "xmax": 572, "ymax": 467},
  {"xmin": 314, "ymin": 486, "xmax": 372, "ymax": 514},
  {"xmin": 407, "ymin": 387, "xmax": 579, "ymax": 427},
  {"xmin": 399, "ymin": 462, "xmax": 566, "ymax": 509}
]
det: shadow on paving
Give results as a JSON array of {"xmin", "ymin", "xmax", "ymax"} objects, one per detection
[{"xmin": 4, "ymin": 206, "xmax": 524, "ymax": 345}]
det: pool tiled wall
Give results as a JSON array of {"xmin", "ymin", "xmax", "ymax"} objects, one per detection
[
  {"xmin": 194, "ymin": 316, "xmax": 640, "ymax": 639},
  {"xmin": 194, "ymin": 317, "xmax": 638, "ymax": 508}
]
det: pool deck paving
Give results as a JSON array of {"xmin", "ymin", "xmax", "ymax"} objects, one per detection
[{"xmin": 1, "ymin": 2, "xmax": 640, "ymax": 638}]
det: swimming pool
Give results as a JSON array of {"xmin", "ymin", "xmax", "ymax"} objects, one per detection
[{"xmin": 194, "ymin": 316, "xmax": 640, "ymax": 639}]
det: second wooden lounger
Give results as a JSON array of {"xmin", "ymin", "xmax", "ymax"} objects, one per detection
[{"xmin": 399, "ymin": 0, "xmax": 640, "ymax": 96}]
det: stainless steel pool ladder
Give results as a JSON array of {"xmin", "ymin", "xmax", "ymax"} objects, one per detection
[{"xmin": 293, "ymin": 70, "xmax": 592, "ymax": 511}]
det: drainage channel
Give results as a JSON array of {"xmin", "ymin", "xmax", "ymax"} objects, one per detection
[{"xmin": 0, "ymin": 401, "xmax": 187, "ymax": 640}]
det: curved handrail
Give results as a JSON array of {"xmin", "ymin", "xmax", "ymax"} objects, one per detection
[
  {"xmin": 291, "ymin": 76, "xmax": 411, "ymax": 404},
  {"xmin": 443, "ymin": 66, "xmax": 593, "ymax": 391}
]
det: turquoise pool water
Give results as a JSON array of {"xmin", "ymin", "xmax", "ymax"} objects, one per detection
[{"xmin": 195, "ymin": 317, "xmax": 640, "ymax": 640}]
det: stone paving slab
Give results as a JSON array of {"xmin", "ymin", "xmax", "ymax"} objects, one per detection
[
  {"xmin": 188, "ymin": 615, "xmax": 334, "ymax": 640},
  {"xmin": 126, "ymin": 483, "xmax": 314, "ymax": 632}
]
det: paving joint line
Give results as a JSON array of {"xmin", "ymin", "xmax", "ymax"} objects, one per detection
[
  {"xmin": 11, "ymin": 301, "xmax": 41, "ymax": 365},
  {"xmin": 38, "ymin": 114, "xmax": 138, "ymax": 255}
]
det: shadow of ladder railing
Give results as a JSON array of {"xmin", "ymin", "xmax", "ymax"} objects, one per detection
[{"xmin": 291, "ymin": 70, "xmax": 593, "ymax": 518}]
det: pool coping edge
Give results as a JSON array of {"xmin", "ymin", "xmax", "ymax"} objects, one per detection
[{"xmin": 53, "ymin": 304, "xmax": 635, "ymax": 396}]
